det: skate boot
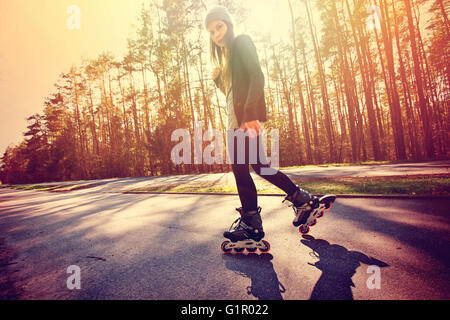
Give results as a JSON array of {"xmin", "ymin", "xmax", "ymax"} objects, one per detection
[
  {"xmin": 282, "ymin": 186, "xmax": 336, "ymax": 234},
  {"xmin": 221, "ymin": 207, "xmax": 270, "ymax": 254}
]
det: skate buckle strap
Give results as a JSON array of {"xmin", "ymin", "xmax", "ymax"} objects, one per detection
[
  {"xmin": 236, "ymin": 207, "xmax": 262, "ymax": 215},
  {"xmin": 282, "ymin": 192, "xmax": 298, "ymax": 208},
  {"xmin": 229, "ymin": 217, "xmax": 249, "ymax": 232}
]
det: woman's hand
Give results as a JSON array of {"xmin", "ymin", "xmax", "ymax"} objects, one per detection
[
  {"xmin": 212, "ymin": 67, "xmax": 221, "ymax": 80},
  {"xmin": 240, "ymin": 120, "xmax": 262, "ymax": 138}
]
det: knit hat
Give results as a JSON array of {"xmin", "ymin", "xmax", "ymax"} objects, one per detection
[{"xmin": 204, "ymin": 6, "xmax": 233, "ymax": 29}]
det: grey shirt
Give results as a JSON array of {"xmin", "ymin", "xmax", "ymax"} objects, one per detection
[{"xmin": 226, "ymin": 87, "xmax": 239, "ymax": 129}]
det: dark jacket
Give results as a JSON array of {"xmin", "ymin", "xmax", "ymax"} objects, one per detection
[{"xmin": 214, "ymin": 34, "xmax": 267, "ymax": 127}]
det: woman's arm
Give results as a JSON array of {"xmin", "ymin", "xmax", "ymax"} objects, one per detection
[{"xmin": 233, "ymin": 35, "xmax": 265, "ymax": 123}]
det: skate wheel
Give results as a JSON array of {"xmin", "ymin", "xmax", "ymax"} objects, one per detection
[
  {"xmin": 246, "ymin": 247, "xmax": 257, "ymax": 253},
  {"xmin": 310, "ymin": 219, "xmax": 317, "ymax": 226},
  {"xmin": 258, "ymin": 240, "xmax": 270, "ymax": 253},
  {"xmin": 221, "ymin": 241, "xmax": 233, "ymax": 254},
  {"xmin": 233, "ymin": 247, "xmax": 245, "ymax": 254},
  {"xmin": 317, "ymin": 211, "xmax": 324, "ymax": 218},
  {"xmin": 299, "ymin": 225, "xmax": 310, "ymax": 234},
  {"xmin": 323, "ymin": 195, "xmax": 336, "ymax": 209}
]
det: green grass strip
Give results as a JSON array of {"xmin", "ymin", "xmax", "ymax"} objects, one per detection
[{"xmin": 130, "ymin": 174, "xmax": 450, "ymax": 196}]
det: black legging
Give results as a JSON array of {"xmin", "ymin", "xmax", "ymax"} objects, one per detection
[{"xmin": 226, "ymin": 129, "xmax": 298, "ymax": 212}]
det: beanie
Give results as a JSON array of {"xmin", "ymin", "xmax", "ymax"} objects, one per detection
[{"xmin": 204, "ymin": 6, "xmax": 233, "ymax": 29}]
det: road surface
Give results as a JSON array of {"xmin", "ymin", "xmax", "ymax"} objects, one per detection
[
  {"xmin": 1, "ymin": 187, "xmax": 449, "ymax": 300},
  {"xmin": 3, "ymin": 160, "xmax": 449, "ymax": 194}
]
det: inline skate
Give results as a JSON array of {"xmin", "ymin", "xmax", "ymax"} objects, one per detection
[
  {"xmin": 283, "ymin": 187, "xmax": 336, "ymax": 234},
  {"xmin": 221, "ymin": 207, "xmax": 270, "ymax": 254}
]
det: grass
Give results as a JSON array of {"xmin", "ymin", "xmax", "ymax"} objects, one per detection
[
  {"xmin": 289, "ymin": 175, "xmax": 450, "ymax": 195},
  {"xmin": 2, "ymin": 174, "xmax": 449, "ymax": 196},
  {"xmin": 280, "ymin": 160, "xmax": 406, "ymax": 170},
  {"xmin": 0, "ymin": 184, "xmax": 66, "ymax": 191},
  {"xmin": 128, "ymin": 174, "xmax": 450, "ymax": 196},
  {"xmin": 0, "ymin": 183, "xmax": 102, "ymax": 192}
]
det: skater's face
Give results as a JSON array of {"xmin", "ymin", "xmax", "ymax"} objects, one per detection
[{"xmin": 207, "ymin": 20, "xmax": 228, "ymax": 48}]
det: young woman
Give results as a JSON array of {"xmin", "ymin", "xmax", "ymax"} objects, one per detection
[{"xmin": 204, "ymin": 6, "xmax": 335, "ymax": 253}]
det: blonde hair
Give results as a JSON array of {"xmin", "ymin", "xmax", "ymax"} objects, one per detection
[{"xmin": 209, "ymin": 21, "xmax": 234, "ymax": 92}]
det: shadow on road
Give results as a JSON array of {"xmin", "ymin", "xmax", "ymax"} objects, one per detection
[
  {"xmin": 334, "ymin": 199, "xmax": 450, "ymax": 270},
  {"xmin": 301, "ymin": 235, "xmax": 389, "ymax": 300},
  {"xmin": 222, "ymin": 253, "xmax": 286, "ymax": 300},
  {"xmin": 0, "ymin": 236, "xmax": 22, "ymax": 300}
]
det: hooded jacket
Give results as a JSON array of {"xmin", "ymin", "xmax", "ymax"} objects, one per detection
[{"xmin": 214, "ymin": 34, "xmax": 267, "ymax": 127}]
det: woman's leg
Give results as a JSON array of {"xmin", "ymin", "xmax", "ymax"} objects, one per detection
[
  {"xmin": 250, "ymin": 134, "xmax": 299, "ymax": 196},
  {"xmin": 231, "ymin": 162, "xmax": 258, "ymax": 211},
  {"xmin": 228, "ymin": 130, "xmax": 258, "ymax": 211},
  {"xmin": 227, "ymin": 130, "xmax": 299, "ymax": 211}
]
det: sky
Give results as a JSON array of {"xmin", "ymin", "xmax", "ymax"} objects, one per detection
[
  {"xmin": 0, "ymin": 0, "xmax": 433, "ymax": 158},
  {"xmin": 0, "ymin": 0, "xmax": 144, "ymax": 155},
  {"xmin": 0, "ymin": 0, "xmax": 296, "ymax": 157}
]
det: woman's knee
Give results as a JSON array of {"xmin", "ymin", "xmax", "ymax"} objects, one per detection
[
  {"xmin": 232, "ymin": 163, "xmax": 250, "ymax": 176},
  {"xmin": 251, "ymin": 163, "xmax": 278, "ymax": 177},
  {"xmin": 250, "ymin": 163, "xmax": 264, "ymax": 175}
]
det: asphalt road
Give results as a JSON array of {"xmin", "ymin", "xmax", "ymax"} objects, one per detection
[
  {"xmin": 1, "ymin": 187, "xmax": 449, "ymax": 300},
  {"xmin": 4, "ymin": 160, "xmax": 449, "ymax": 194}
]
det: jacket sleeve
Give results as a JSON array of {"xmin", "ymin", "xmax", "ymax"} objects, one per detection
[{"xmin": 234, "ymin": 35, "xmax": 265, "ymax": 123}]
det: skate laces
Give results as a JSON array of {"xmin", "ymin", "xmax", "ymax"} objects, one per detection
[
  {"xmin": 282, "ymin": 194, "xmax": 314, "ymax": 216},
  {"xmin": 229, "ymin": 217, "xmax": 244, "ymax": 232},
  {"xmin": 229, "ymin": 208, "xmax": 245, "ymax": 232},
  {"xmin": 229, "ymin": 207, "xmax": 261, "ymax": 232}
]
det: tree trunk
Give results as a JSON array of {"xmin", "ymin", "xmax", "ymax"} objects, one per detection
[{"xmin": 403, "ymin": 0, "xmax": 434, "ymax": 159}]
